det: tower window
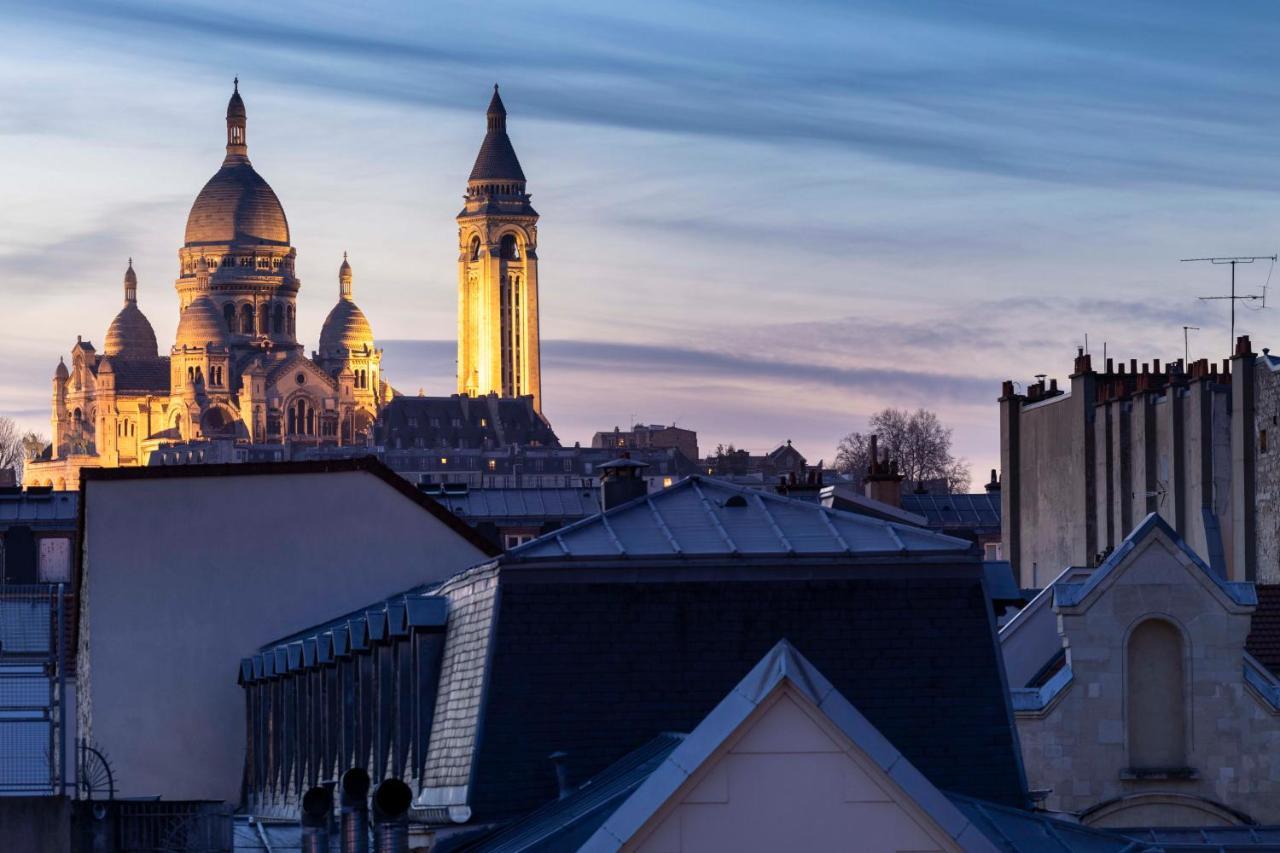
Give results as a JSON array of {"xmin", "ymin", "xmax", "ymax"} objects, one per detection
[
  {"xmin": 499, "ymin": 234, "xmax": 519, "ymax": 261},
  {"xmin": 240, "ymin": 303, "xmax": 254, "ymax": 335},
  {"xmin": 469, "ymin": 236, "xmax": 481, "ymax": 262},
  {"xmin": 224, "ymin": 302, "xmax": 237, "ymax": 331},
  {"xmin": 273, "ymin": 303, "xmax": 284, "ymax": 334}
]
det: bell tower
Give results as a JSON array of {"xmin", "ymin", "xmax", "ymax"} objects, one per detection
[{"xmin": 456, "ymin": 85, "xmax": 543, "ymax": 412}]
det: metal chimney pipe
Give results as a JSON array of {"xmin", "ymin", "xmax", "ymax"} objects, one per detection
[
  {"xmin": 340, "ymin": 768, "xmax": 371, "ymax": 853},
  {"xmin": 301, "ymin": 786, "xmax": 333, "ymax": 853},
  {"xmin": 372, "ymin": 779, "xmax": 413, "ymax": 853}
]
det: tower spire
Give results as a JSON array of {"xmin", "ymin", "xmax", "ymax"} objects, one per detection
[
  {"xmin": 124, "ymin": 258, "xmax": 137, "ymax": 304},
  {"xmin": 339, "ymin": 252, "xmax": 353, "ymax": 301},
  {"xmin": 226, "ymin": 78, "xmax": 247, "ymax": 160},
  {"xmin": 487, "ymin": 84, "xmax": 507, "ymax": 132}
]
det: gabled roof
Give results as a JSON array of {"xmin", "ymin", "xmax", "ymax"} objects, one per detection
[
  {"xmin": 507, "ymin": 476, "xmax": 973, "ymax": 561},
  {"xmin": 1054, "ymin": 513, "xmax": 1255, "ymax": 610},
  {"xmin": 581, "ymin": 640, "xmax": 1000, "ymax": 853}
]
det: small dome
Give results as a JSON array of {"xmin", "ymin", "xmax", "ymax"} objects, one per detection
[
  {"xmin": 184, "ymin": 162, "xmax": 289, "ymax": 246},
  {"xmin": 319, "ymin": 300, "xmax": 374, "ymax": 354},
  {"xmin": 176, "ymin": 296, "xmax": 230, "ymax": 348},
  {"xmin": 104, "ymin": 303, "xmax": 159, "ymax": 359}
]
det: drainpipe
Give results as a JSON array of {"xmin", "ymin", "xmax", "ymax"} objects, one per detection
[
  {"xmin": 372, "ymin": 779, "xmax": 412, "ymax": 853},
  {"xmin": 301, "ymin": 786, "xmax": 332, "ymax": 853},
  {"xmin": 340, "ymin": 768, "xmax": 371, "ymax": 853}
]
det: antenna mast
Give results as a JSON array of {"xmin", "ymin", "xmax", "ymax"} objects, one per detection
[
  {"xmin": 1181, "ymin": 255, "xmax": 1276, "ymax": 352},
  {"xmin": 1182, "ymin": 325, "xmax": 1199, "ymax": 367}
]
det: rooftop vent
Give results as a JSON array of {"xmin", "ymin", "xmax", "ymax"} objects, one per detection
[{"xmin": 724, "ymin": 495, "xmax": 749, "ymax": 508}]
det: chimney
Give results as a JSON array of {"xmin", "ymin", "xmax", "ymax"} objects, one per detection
[
  {"xmin": 372, "ymin": 779, "xmax": 412, "ymax": 853},
  {"xmin": 864, "ymin": 434, "xmax": 904, "ymax": 508},
  {"xmin": 301, "ymin": 786, "xmax": 333, "ymax": 853},
  {"xmin": 598, "ymin": 453, "xmax": 650, "ymax": 510},
  {"xmin": 550, "ymin": 751, "xmax": 573, "ymax": 799},
  {"xmin": 340, "ymin": 768, "xmax": 371, "ymax": 853},
  {"xmin": 985, "ymin": 469, "xmax": 1000, "ymax": 493}
]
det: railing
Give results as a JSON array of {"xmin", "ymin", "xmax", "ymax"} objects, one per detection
[{"xmin": 0, "ymin": 584, "xmax": 66, "ymax": 795}]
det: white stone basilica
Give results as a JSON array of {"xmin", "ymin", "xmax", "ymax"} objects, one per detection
[{"xmin": 25, "ymin": 83, "xmax": 388, "ymax": 487}]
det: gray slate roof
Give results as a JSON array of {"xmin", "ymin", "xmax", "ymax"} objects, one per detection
[
  {"xmin": 508, "ymin": 476, "xmax": 973, "ymax": 561},
  {"xmin": 901, "ymin": 492, "xmax": 1001, "ymax": 532},
  {"xmin": 0, "ymin": 490, "xmax": 78, "ymax": 526},
  {"xmin": 435, "ymin": 488, "xmax": 599, "ymax": 523}
]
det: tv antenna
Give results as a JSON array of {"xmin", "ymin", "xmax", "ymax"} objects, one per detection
[
  {"xmin": 1182, "ymin": 325, "xmax": 1199, "ymax": 367},
  {"xmin": 1181, "ymin": 255, "xmax": 1276, "ymax": 351}
]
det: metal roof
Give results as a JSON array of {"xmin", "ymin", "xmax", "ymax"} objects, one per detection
[
  {"xmin": 507, "ymin": 476, "xmax": 972, "ymax": 561},
  {"xmin": 947, "ymin": 794, "xmax": 1148, "ymax": 852},
  {"xmin": 434, "ymin": 488, "xmax": 599, "ymax": 522},
  {"xmin": 0, "ymin": 489, "xmax": 78, "ymax": 526},
  {"xmin": 901, "ymin": 492, "xmax": 1001, "ymax": 531}
]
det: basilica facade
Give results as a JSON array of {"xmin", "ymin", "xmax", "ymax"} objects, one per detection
[{"xmin": 24, "ymin": 84, "xmax": 387, "ymax": 487}]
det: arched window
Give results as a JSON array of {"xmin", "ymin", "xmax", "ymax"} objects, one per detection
[
  {"xmin": 273, "ymin": 303, "xmax": 284, "ymax": 334},
  {"xmin": 287, "ymin": 306, "xmax": 296, "ymax": 336},
  {"xmin": 499, "ymin": 234, "xmax": 519, "ymax": 260},
  {"xmin": 288, "ymin": 398, "xmax": 315, "ymax": 437},
  {"xmin": 240, "ymin": 304, "xmax": 254, "ymax": 335},
  {"xmin": 469, "ymin": 236, "xmax": 482, "ymax": 262},
  {"xmin": 1127, "ymin": 618, "xmax": 1186, "ymax": 770},
  {"xmin": 224, "ymin": 302, "xmax": 237, "ymax": 330},
  {"xmin": 259, "ymin": 303, "xmax": 270, "ymax": 335}
]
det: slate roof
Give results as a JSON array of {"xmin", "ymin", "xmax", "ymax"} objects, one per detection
[
  {"xmin": 1247, "ymin": 585, "xmax": 1280, "ymax": 678},
  {"xmin": 377, "ymin": 395, "xmax": 558, "ymax": 450},
  {"xmin": 434, "ymin": 488, "xmax": 599, "ymax": 523},
  {"xmin": 0, "ymin": 489, "xmax": 78, "ymax": 526},
  {"xmin": 947, "ymin": 794, "xmax": 1150, "ymax": 852},
  {"xmin": 469, "ymin": 88, "xmax": 526, "ymax": 183},
  {"xmin": 901, "ymin": 492, "xmax": 1001, "ymax": 533},
  {"xmin": 508, "ymin": 476, "xmax": 974, "ymax": 561},
  {"xmin": 581, "ymin": 640, "xmax": 1002, "ymax": 853},
  {"xmin": 458, "ymin": 734, "xmax": 685, "ymax": 853}
]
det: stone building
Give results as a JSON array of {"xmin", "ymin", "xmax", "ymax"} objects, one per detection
[
  {"xmin": 24, "ymin": 83, "xmax": 388, "ymax": 487},
  {"xmin": 1000, "ymin": 344, "xmax": 1246, "ymax": 588},
  {"xmin": 1001, "ymin": 514, "xmax": 1280, "ymax": 826},
  {"xmin": 456, "ymin": 86, "xmax": 543, "ymax": 412},
  {"xmin": 592, "ymin": 422, "xmax": 699, "ymax": 463}
]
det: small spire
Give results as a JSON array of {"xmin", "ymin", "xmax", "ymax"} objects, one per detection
[
  {"xmin": 226, "ymin": 79, "xmax": 247, "ymax": 159},
  {"xmin": 234, "ymin": 76, "xmax": 239, "ymax": 93},
  {"xmin": 123, "ymin": 258, "xmax": 137, "ymax": 303},
  {"xmin": 487, "ymin": 84, "xmax": 507, "ymax": 132},
  {"xmin": 339, "ymin": 253, "xmax": 353, "ymax": 300}
]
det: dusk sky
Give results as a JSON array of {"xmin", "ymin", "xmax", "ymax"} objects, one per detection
[{"xmin": 4, "ymin": 0, "xmax": 1280, "ymax": 479}]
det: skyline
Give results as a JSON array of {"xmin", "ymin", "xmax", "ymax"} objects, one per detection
[{"xmin": 5, "ymin": 2, "xmax": 1280, "ymax": 477}]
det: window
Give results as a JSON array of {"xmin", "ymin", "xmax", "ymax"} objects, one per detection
[
  {"xmin": 288, "ymin": 399, "xmax": 316, "ymax": 436},
  {"xmin": 240, "ymin": 303, "xmax": 254, "ymax": 335},
  {"xmin": 273, "ymin": 303, "xmax": 284, "ymax": 334},
  {"xmin": 1127, "ymin": 618, "xmax": 1186, "ymax": 770},
  {"xmin": 224, "ymin": 302, "xmax": 237, "ymax": 330},
  {"xmin": 1263, "ymin": 430, "xmax": 1269, "ymax": 454},
  {"xmin": 499, "ymin": 234, "xmax": 519, "ymax": 260},
  {"xmin": 469, "ymin": 236, "xmax": 481, "ymax": 262},
  {"xmin": 503, "ymin": 533, "xmax": 534, "ymax": 549}
]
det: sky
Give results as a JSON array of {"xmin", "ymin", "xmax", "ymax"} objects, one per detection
[{"xmin": 3, "ymin": 1, "xmax": 1280, "ymax": 483}]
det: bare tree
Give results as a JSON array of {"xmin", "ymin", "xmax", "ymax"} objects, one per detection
[
  {"xmin": 835, "ymin": 408, "xmax": 970, "ymax": 494},
  {"xmin": 0, "ymin": 417, "xmax": 25, "ymax": 483}
]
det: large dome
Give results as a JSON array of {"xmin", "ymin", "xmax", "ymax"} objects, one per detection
[
  {"xmin": 176, "ymin": 296, "xmax": 230, "ymax": 348},
  {"xmin": 184, "ymin": 161, "xmax": 290, "ymax": 246},
  {"xmin": 104, "ymin": 303, "xmax": 159, "ymax": 359}
]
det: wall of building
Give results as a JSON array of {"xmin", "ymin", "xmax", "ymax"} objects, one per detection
[
  {"xmin": 627, "ymin": 686, "xmax": 960, "ymax": 853},
  {"xmin": 78, "ymin": 467, "xmax": 491, "ymax": 804},
  {"xmin": 1254, "ymin": 360, "xmax": 1280, "ymax": 582},
  {"xmin": 1015, "ymin": 534, "xmax": 1280, "ymax": 824}
]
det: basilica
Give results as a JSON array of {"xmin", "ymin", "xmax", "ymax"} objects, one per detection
[{"xmin": 24, "ymin": 83, "xmax": 388, "ymax": 488}]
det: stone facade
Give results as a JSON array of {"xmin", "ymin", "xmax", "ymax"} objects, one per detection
[{"xmin": 1004, "ymin": 517, "xmax": 1280, "ymax": 826}]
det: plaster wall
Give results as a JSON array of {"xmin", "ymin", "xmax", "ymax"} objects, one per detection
[
  {"xmin": 1015, "ymin": 395, "xmax": 1087, "ymax": 588},
  {"xmin": 1015, "ymin": 535, "xmax": 1280, "ymax": 824},
  {"xmin": 627, "ymin": 687, "xmax": 959, "ymax": 853},
  {"xmin": 77, "ymin": 469, "xmax": 490, "ymax": 803}
]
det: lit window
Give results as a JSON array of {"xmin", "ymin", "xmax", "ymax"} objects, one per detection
[
  {"xmin": 663, "ymin": 477, "xmax": 673, "ymax": 488},
  {"xmin": 488, "ymin": 460, "xmax": 496, "ymax": 471},
  {"xmin": 440, "ymin": 457, "xmax": 448, "ymax": 465}
]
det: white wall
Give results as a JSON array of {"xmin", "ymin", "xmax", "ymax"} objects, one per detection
[{"xmin": 79, "ymin": 468, "xmax": 490, "ymax": 803}]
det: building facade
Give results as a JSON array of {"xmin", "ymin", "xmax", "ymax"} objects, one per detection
[
  {"xmin": 456, "ymin": 86, "xmax": 543, "ymax": 412},
  {"xmin": 592, "ymin": 423, "xmax": 699, "ymax": 464},
  {"xmin": 25, "ymin": 84, "xmax": 388, "ymax": 488}
]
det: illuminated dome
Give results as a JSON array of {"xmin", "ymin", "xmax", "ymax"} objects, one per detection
[
  {"xmin": 319, "ymin": 254, "xmax": 375, "ymax": 353},
  {"xmin": 104, "ymin": 260, "xmax": 158, "ymax": 359},
  {"xmin": 176, "ymin": 296, "xmax": 230, "ymax": 348},
  {"xmin": 183, "ymin": 81, "xmax": 290, "ymax": 247}
]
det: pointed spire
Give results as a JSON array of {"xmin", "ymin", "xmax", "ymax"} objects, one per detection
[
  {"xmin": 123, "ymin": 258, "xmax": 137, "ymax": 304},
  {"xmin": 487, "ymin": 84, "xmax": 507, "ymax": 132},
  {"xmin": 226, "ymin": 78, "xmax": 247, "ymax": 160},
  {"xmin": 339, "ymin": 252, "xmax": 353, "ymax": 300}
]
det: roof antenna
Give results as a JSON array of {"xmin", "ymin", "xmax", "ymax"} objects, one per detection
[
  {"xmin": 1182, "ymin": 326, "xmax": 1199, "ymax": 367},
  {"xmin": 1182, "ymin": 254, "xmax": 1276, "ymax": 353}
]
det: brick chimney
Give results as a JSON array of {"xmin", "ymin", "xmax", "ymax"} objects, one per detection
[{"xmin": 864, "ymin": 435, "xmax": 904, "ymax": 508}]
